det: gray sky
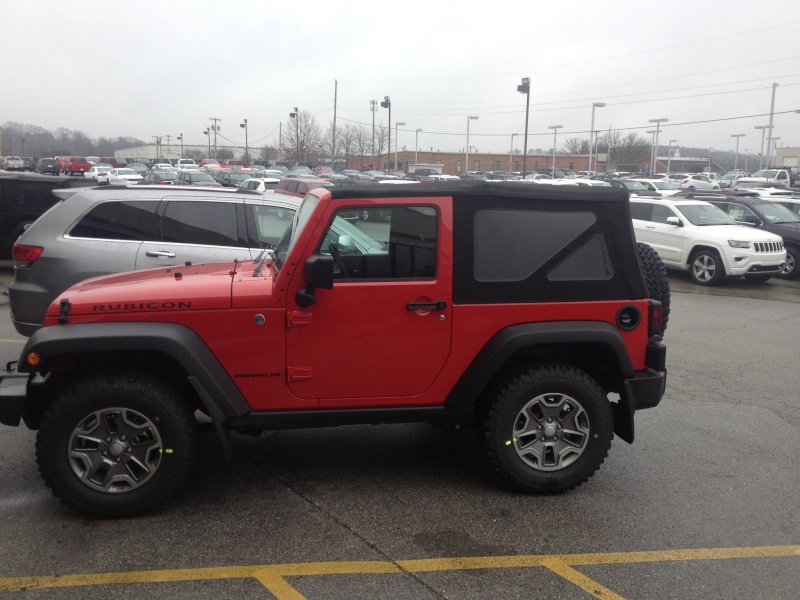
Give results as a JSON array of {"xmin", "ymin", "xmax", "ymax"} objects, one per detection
[{"xmin": 2, "ymin": 0, "xmax": 799, "ymax": 156}]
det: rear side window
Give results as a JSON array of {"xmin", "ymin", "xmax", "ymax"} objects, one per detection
[
  {"xmin": 159, "ymin": 201, "xmax": 241, "ymax": 247},
  {"xmin": 629, "ymin": 202, "xmax": 651, "ymax": 220},
  {"xmin": 70, "ymin": 201, "xmax": 159, "ymax": 240}
]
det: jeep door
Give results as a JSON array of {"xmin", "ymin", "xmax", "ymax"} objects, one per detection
[{"xmin": 286, "ymin": 202, "xmax": 453, "ymax": 403}]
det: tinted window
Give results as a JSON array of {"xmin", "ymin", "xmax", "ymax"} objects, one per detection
[
  {"xmin": 70, "ymin": 201, "xmax": 159, "ymax": 240},
  {"xmin": 650, "ymin": 204, "xmax": 675, "ymax": 224},
  {"xmin": 629, "ymin": 202, "xmax": 652, "ymax": 220},
  {"xmin": 160, "ymin": 201, "xmax": 241, "ymax": 247},
  {"xmin": 474, "ymin": 209, "xmax": 596, "ymax": 281},
  {"xmin": 246, "ymin": 204, "xmax": 295, "ymax": 248}
]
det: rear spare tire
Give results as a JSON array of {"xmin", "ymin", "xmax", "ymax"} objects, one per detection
[{"xmin": 636, "ymin": 242, "xmax": 670, "ymax": 333}]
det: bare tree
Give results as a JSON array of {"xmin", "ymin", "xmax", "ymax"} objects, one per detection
[
  {"xmin": 597, "ymin": 131, "xmax": 651, "ymax": 171},
  {"xmin": 284, "ymin": 110, "xmax": 324, "ymax": 165},
  {"xmin": 563, "ymin": 137, "xmax": 591, "ymax": 155},
  {"xmin": 375, "ymin": 125, "xmax": 388, "ymax": 161},
  {"xmin": 353, "ymin": 124, "xmax": 373, "ymax": 157}
]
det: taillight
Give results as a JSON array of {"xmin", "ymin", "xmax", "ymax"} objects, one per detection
[
  {"xmin": 12, "ymin": 243, "xmax": 44, "ymax": 262},
  {"xmin": 648, "ymin": 300, "xmax": 663, "ymax": 336}
]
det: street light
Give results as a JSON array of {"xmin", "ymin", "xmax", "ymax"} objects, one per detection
[
  {"xmin": 589, "ymin": 102, "xmax": 606, "ymax": 173},
  {"xmin": 648, "ymin": 117, "xmax": 668, "ymax": 175},
  {"xmin": 289, "ymin": 108, "xmax": 299, "ymax": 165},
  {"xmin": 380, "ymin": 96, "xmax": 391, "ymax": 171},
  {"xmin": 646, "ymin": 130, "xmax": 657, "ymax": 175},
  {"xmin": 203, "ymin": 129, "xmax": 210, "ymax": 157},
  {"xmin": 731, "ymin": 133, "xmax": 746, "ymax": 172},
  {"xmin": 394, "ymin": 122, "xmax": 405, "ymax": 171},
  {"xmin": 548, "ymin": 125, "xmax": 563, "ymax": 177},
  {"xmin": 415, "ymin": 129, "xmax": 422, "ymax": 165},
  {"xmin": 465, "ymin": 116, "xmax": 479, "ymax": 174},
  {"xmin": 708, "ymin": 147, "xmax": 714, "ymax": 173},
  {"xmin": 754, "ymin": 125, "xmax": 767, "ymax": 169},
  {"xmin": 240, "ymin": 119, "xmax": 248, "ymax": 163},
  {"xmin": 517, "ymin": 77, "xmax": 531, "ymax": 177},
  {"xmin": 667, "ymin": 139, "xmax": 677, "ymax": 174},
  {"xmin": 509, "ymin": 132, "xmax": 517, "ymax": 172},
  {"xmin": 177, "ymin": 134, "xmax": 183, "ymax": 159}
]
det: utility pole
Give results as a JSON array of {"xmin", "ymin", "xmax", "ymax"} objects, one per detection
[
  {"xmin": 163, "ymin": 135, "xmax": 172, "ymax": 159},
  {"xmin": 177, "ymin": 133, "xmax": 183, "ymax": 158},
  {"xmin": 332, "ymin": 80, "xmax": 338, "ymax": 171},
  {"xmin": 370, "ymin": 99, "xmax": 377, "ymax": 158},
  {"xmin": 765, "ymin": 83, "xmax": 778, "ymax": 167},
  {"xmin": 209, "ymin": 117, "xmax": 221, "ymax": 159}
]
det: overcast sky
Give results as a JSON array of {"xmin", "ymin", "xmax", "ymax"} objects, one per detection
[{"xmin": 2, "ymin": 0, "xmax": 799, "ymax": 157}]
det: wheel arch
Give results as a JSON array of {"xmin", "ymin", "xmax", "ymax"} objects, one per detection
[
  {"xmin": 445, "ymin": 322, "xmax": 637, "ymax": 441},
  {"xmin": 687, "ymin": 243, "xmax": 726, "ymax": 268},
  {"xmin": 18, "ymin": 323, "xmax": 250, "ymax": 435}
]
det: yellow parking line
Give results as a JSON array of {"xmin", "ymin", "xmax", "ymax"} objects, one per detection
[
  {"xmin": 0, "ymin": 339, "xmax": 25, "ymax": 343},
  {"xmin": 0, "ymin": 545, "xmax": 797, "ymax": 597}
]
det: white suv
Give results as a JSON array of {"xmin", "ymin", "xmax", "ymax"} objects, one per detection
[
  {"xmin": 678, "ymin": 173, "xmax": 720, "ymax": 190},
  {"xmin": 630, "ymin": 198, "xmax": 785, "ymax": 285}
]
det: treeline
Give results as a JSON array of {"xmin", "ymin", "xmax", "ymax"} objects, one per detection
[{"xmin": 1, "ymin": 121, "xmax": 145, "ymax": 158}]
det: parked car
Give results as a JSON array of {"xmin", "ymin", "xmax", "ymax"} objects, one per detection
[
  {"xmin": 720, "ymin": 174, "xmax": 738, "ymax": 188},
  {"xmin": 704, "ymin": 196, "xmax": 800, "ymax": 279},
  {"xmin": 629, "ymin": 197, "xmax": 785, "ymax": 285},
  {"xmin": 274, "ymin": 178, "xmax": 335, "ymax": 199},
  {"xmin": 678, "ymin": 173, "xmax": 721, "ymax": 190},
  {"xmin": 240, "ymin": 177, "xmax": 281, "ymax": 192},
  {"xmin": 174, "ymin": 170, "xmax": 222, "ymax": 187},
  {"xmin": 99, "ymin": 157, "xmax": 127, "ymax": 168},
  {"xmin": 140, "ymin": 170, "xmax": 177, "ymax": 185},
  {"xmin": 84, "ymin": 165, "xmax": 112, "ymax": 182},
  {"xmin": 608, "ymin": 179, "xmax": 660, "ymax": 197},
  {"xmin": 3, "ymin": 156, "xmax": 25, "ymax": 171},
  {"xmin": 736, "ymin": 168, "xmax": 791, "ymax": 187},
  {"xmin": 127, "ymin": 162, "xmax": 149, "ymax": 175},
  {"xmin": 107, "ymin": 168, "xmax": 144, "ymax": 186},
  {"xmin": 65, "ymin": 157, "xmax": 91, "ymax": 176},
  {"xmin": 35, "ymin": 158, "xmax": 60, "ymax": 175},
  {"xmin": 213, "ymin": 170, "xmax": 252, "ymax": 188},
  {"xmin": 633, "ymin": 179, "xmax": 680, "ymax": 197},
  {"xmin": 9, "ymin": 186, "xmax": 302, "ymax": 336},
  {"xmin": 198, "ymin": 159, "xmax": 221, "ymax": 168},
  {"xmin": 175, "ymin": 159, "xmax": 198, "ymax": 169}
]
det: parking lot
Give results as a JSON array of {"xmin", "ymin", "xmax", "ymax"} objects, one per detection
[{"xmin": 0, "ymin": 269, "xmax": 798, "ymax": 599}]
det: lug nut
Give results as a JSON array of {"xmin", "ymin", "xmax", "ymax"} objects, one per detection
[
  {"xmin": 119, "ymin": 435, "xmax": 126, "ymax": 442},
  {"xmin": 105, "ymin": 437, "xmax": 112, "ymax": 443}
]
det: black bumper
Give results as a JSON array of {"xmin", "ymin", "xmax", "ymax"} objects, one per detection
[
  {"xmin": 627, "ymin": 338, "xmax": 667, "ymax": 410},
  {"xmin": 0, "ymin": 371, "xmax": 29, "ymax": 427}
]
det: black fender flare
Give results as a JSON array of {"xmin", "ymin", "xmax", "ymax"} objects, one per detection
[
  {"xmin": 19, "ymin": 323, "xmax": 250, "ymax": 457},
  {"xmin": 444, "ymin": 321, "xmax": 637, "ymax": 442}
]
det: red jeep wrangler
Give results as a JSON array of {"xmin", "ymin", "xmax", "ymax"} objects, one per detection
[{"xmin": 0, "ymin": 182, "xmax": 668, "ymax": 517}]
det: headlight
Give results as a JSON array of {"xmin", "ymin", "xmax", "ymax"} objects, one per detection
[{"xmin": 728, "ymin": 240, "xmax": 751, "ymax": 248}]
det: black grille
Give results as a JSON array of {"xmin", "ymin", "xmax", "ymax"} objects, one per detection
[{"xmin": 754, "ymin": 241, "xmax": 783, "ymax": 253}]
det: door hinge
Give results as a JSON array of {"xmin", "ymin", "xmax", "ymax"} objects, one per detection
[
  {"xmin": 287, "ymin": 311, "xmax": 312, "ymax": 328},
  {"xmin": 287, "ymin": 367, "xmax": 312, "ymax": 382}
]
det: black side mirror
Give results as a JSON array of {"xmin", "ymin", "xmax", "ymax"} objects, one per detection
[{"xmin": 295, "ymin": 254, "xmax": 334, "ymax": 308}]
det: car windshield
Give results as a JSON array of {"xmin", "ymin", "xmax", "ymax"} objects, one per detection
[
  {"xmin": 752, "ymin": 170, "xmax": 779, "ymax": 178},
  {"xmin": 753, "ymin": 201, "xmax": 800, "ymax": 224},
  {"xmin": 653, "ymin": 181, "xmax": 678, "ymax": 190},
  {"xmin": 231, "ymin": 173, "xmax": 251, "ymax": 182},
  {"xmin": 192, "ymin": 173, "xmax": 215, "ymax": 181},
  {"xmin": 676, "ymin": 204, "xmax": 736, "ymax": 226},
  {"xmin": 116, "ymin": 169, "xmax": 135, "ymax": 175},
  {"xmin": 154, "ymin": 171, "xmax": 176, "ymax": 180}
]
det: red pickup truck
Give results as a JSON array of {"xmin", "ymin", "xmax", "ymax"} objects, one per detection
[{"xmin": 65, "ymin": 156, "xmax": 91, "ymax": 176}]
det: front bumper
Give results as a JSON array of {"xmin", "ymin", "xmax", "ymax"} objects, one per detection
[{"xmin": 0, "ymin": 369, "xmax": 29, "ymax": 427}]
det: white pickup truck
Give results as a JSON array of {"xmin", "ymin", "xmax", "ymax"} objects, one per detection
[
  {"xmin": 2, "ymin": 156, "xmax": 24, "ymax": 171},
  {"xmin": 736, "ymin": 168, "xmax": 792, "ymax": 187}
]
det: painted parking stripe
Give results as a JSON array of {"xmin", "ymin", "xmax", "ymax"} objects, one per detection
[{"xmin": 0, "ymin": 545, "xmax": 797, "ymax": 598}]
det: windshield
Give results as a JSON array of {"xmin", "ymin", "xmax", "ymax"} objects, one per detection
[
  {"xmin": 116, "ymin": 169, "xmax": 135, "ymax": 175},
  {"xmin": 653, "ymin": 181, "xmax": 678, "ymax": 190},
  {"xmin": 752, "ymin": 170, "xmax": 779, "ymax": 178},
  {"xmin": 622, "ymin": 180, "xmax": 647, "ymax": 191},
  {"xmin": 676, "ymin": 204, "xmax": 736, "ymax": 226},
  {"xmin": 753, "ymin": 202, "xmax": 800, "ymax": 224},
  {"xmin": 275, "ymin": 193, "xmax": 322, "ymax": 269}
]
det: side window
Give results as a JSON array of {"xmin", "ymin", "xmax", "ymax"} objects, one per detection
[
  {"xmin": 318, "ymin": 206, "xmax": 437, "ymax": 280},
  {"xmin": 629, "ymin": 202, "xmax": 652, "ymax": 221},
  {"xmin": 650, "ymin": 204, "xmax": 675, "ymax": 224},
  {"xmin": 70, "ymin": 201, "xmax": 159, "ymax": 240},
  {"xmin": 159, "ymin": 201, "xmax": 242, "ymax": 247},
  {"xmin": 727, "ymin": 203, "xmax": 759, "ymax": 224}
]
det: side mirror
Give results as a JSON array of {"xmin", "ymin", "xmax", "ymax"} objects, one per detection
[
  {"xmin": 295, "ymin": 254, "xmax": 334, "ymax": 308},
  {"xmin": 666, "ymin": 216, "xmax": 681, "ymax": 226}
]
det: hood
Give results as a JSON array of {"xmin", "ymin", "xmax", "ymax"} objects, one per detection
[
  {"xmin": 46, "ymin": 260, "xmax": 273, "ymax": 321},
  {"xmin": 707, "ymin": 224, "xmax": 783, "ymax": 242},
  {"xmin": 765, "ymin": 221, "xmax": 800, "ymax": 242}
]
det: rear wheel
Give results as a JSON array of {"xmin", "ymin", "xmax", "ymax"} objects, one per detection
[
  {"xmin": 636, "ymin": 242, "xmax": 670, "ymax": 333},
  {"xmin": 479, "ymin": 364, "xmax": 613, "ymax": 494},
  {"xmin": 36, "ymin": 371, "xmax": 197, "ymax": 517},
  {"xmin": 689, "ymin": 248, "xmax": 725, "ymax": 286}
]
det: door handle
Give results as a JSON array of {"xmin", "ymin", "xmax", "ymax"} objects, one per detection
[
  {"xmin": 645, "ymin": 225, "xmax": 656, "ymax": 229},
  {"xmin": 406, "ymin": 301, "xmax": 447, "ymax": 311},
  {"xmin": 145, "ymin": 251, "xmax": 177, "ymax": 258}
]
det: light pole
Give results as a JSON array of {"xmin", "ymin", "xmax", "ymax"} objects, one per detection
[
  {"xmin": 708, "ymin": 147, "xmax": 714, "ymax": 173},
  {"xmin": 380, "ymin": 96, "xmax": 391, "ymax": 171},
  {"xmin": 21, "ymin": 137, "xmax": 26, "ymax": 157},
  {"xmin": 203, "ymin": 129, "xmax": 210, "ymax": 158},
  {"xmin": 289, "ymin": 108, "xmax": 299, "ymax": 165},
  {"xmin": 394, "ymin": 122, "xmax": 405, "ymax": 171},
  {"xmin": 415, "ymin": 129, "xmax": 422, "ymax": 165},
  {"xmin": 648, "ymin": 117, "xmax": 668, "ymax": 175},
  {"xmin": 744, "ymin": 149, "xmax": 749, "ymax": 173},
  {"xmin": 177, "ymin": 134, "xmax": 183, "ymax": 159},
  {"xmin": 589, "ymin": 102, "xmax": 606, "ymax": 173},
  {"xmin": 646, "ymin": 130, "xmax": 657, "ymax": 175},
  {"xmin": 771, "ymin": 137, "xmax": 781, "ymax": 165},
  {"xmin": 754, "ymin": 125, "xmax": 767, "ymax": 169},
  {"xmin": 731, "ymin": 133, "xmax": 746, "ymax": 172},
  {"xmin": 240, "ymin": 119, "xmax": 248, "ymax": 163},
  {"xmin": 517, "ymin": 77, "xmax": 530, "ymax": 177},
  {"xmin": 209, "ymin": 117, "xmax": 220, "ymax": 159},
  {"xmin": 667, "ymin": 139, "xmax": 677, "ymax": 174},
  {"xmin": 548, "ymin": 125, "xmax": 563, "ymax": 177},
  {"xmin": 465, "ymin": 116, "xmax": 479, "ymax": 174},
  {"xmin": 509, "ymin": 132, "xmax": 517, "ymax": 172}
]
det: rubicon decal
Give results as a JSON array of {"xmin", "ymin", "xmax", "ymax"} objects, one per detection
[{"xmin": 92, "ymin": 301, "xmax": 192, "ymax": 311}]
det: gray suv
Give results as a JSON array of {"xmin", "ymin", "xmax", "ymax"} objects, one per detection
[{"xmin": 9, "ymin": 186, "xmax": 300, "ymax": 336}]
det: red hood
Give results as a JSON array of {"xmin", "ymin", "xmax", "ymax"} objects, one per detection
[{"xmin": 46, "ymin": 260, "xmax": 275, "ymax": 320}]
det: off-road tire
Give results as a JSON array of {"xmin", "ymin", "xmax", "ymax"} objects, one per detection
[
  {"xmin": 689, "ymin": 248, "xmax": 725, "ymax": 286},
  {"xmin": 35, "ymin": 371, "xmax": 197, "ymax": 518},
  {"xmin": 479, "ymin": 364, "xmax": 613, "ymax": 494},
  {"xmin": 636, "ymin": 242, "xmax": 670, "ymax": 333}
]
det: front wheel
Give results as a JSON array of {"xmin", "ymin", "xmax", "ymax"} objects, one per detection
[
  {"xmin": 36, "ymin": 371, "xmax": 197, "ymax": 517},
  {"xmin": 689, "ymin": 249, "xmax": 725, "ymax": 286},
  {"xmin": 777, "ymin": 245, "xmax": 798, "ymax": 279},
  {"xmin": 479, "ymin": 364, "xmax": 613, "ymax": 494}
]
